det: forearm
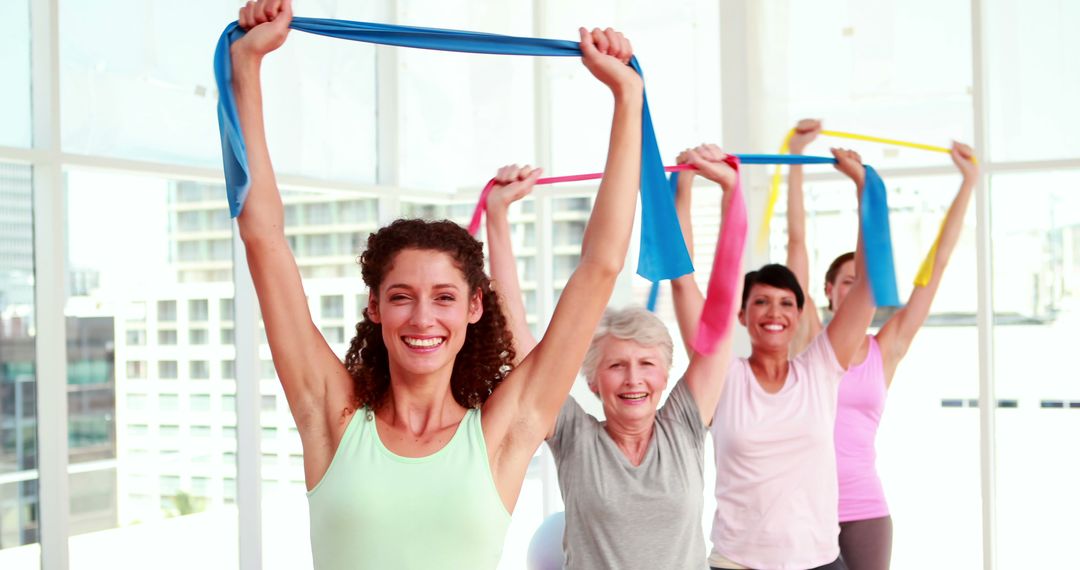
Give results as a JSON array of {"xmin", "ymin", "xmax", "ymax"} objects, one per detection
[
  {"xmin": 672, "ymin": 173, "xmax": 703, "ymax": 355},
  {"xmin": 785, "ymin": 163, "xmax": 811, "ymax": 288},
  {"xmin": 671, "ymin": 275, "xmax": 705, "ymax": 357},
  {"xmin": 486, "ymin": 205, "xmax": 537, "ymax": 356},
  {"xmin": 675, "ymin": 172, "xmax": 695, "ymax": 258},
  {"xmin": 851, "ymin": 180, "xmax": 872, "ymax": 302},
  {"xmin": 826, "ymin": 178, "xmax": 875, "ymax": 366},
  {"xmin": 930, "ymin": 180, "xmax": 976, "ymax": 277},
  {"xmin": 232, "ymin": 52, "xmax": 285, "ymax": 240},
  {"xmin": 683, "ymin": 276, "xmax": 742, "ymax": 423},
  {"xmin": 787, "ymin": 164, "xmax": 807, "ymax": 241},
  {"xmin": 579, "ymin": 94, "xmax": 643, "ymax": 273},
  {"xmin": 787, "ymin": 159, "xmax": 822, "ymax": 350}
]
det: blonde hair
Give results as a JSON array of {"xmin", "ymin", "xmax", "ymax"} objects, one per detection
[{"xmin": 581, "ymin": 306, "xmax": 674, "ymax": 384}]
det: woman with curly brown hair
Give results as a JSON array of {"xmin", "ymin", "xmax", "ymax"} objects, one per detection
[{"xmin": 231, "ymin": 1, "xmax": 643, "ymax": 568}]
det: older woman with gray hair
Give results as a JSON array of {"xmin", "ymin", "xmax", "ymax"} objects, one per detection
[{"xmin": 484, "ymin": 147, "xmax": 742, "ymax": 569}]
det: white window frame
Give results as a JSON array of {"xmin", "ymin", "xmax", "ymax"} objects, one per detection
[{"xmin": 10, "ymin": 0, "xmax": 1080, "ymax": 569}]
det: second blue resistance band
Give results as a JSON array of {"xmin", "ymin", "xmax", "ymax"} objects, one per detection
[{"xmin": 645, "ymin": 156, "xmax": 899, "ymax": 311}]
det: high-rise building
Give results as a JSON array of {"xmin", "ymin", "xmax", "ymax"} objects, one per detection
[
  {"xmin": 0, "ymin": 163, "xmax": 33, "ymax": 312},
  {"xmin": 65, "ymin": 312, "xmax": 119, "ymax": 535},
  {"xmin": 0, "ymin": 162, "xmax": 38, "ymax": 550}
]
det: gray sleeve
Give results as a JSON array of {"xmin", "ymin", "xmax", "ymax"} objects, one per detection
[
  {"xmin": 657, "ymin": 380, "xmax": 707, "ymax": 444},
  {"xmin": 547, "ymin": 396, "xmax": 589, "ymax": 458}
]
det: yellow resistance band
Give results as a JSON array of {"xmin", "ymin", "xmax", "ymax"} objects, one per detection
[{"xmin": 762, "ymin": 128, "xmax": 972, "ymax": 287}]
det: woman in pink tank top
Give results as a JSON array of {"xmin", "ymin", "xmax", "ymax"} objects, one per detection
[{"xmin": 785, "ymin": 120, "xmax": 980, "ymax": 569}]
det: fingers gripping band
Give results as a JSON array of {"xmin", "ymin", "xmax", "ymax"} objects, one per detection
[{"xmin": 762, "ymin": 128, "xmax": 973, "ymax": 288}]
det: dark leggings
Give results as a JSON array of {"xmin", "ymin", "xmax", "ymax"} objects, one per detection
[
  {"xmin": 839, "ymin": 515, "xmax": 893, "ymax": 570},
  {"xmin": 710, "ymin": 556, "xmax": 848, "ymax": 570}
]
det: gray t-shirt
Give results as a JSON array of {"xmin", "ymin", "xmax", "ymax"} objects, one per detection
[{"xmin": 547, "ymin": 380, "xmax": 708, "ymax": 570}]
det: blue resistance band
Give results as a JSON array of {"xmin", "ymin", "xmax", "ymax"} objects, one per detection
[
  {"xmin": 860, "ymin": 165, "xmax": 899, "ymax": 307},
  {"xmin": 643, "ymin": 156, "xmax": 899, "ymax": 311},
  {"xmin": 213, "ymin": 17, "xmax": 692, "ymax": 283},
  {"xmin": 644, "ymin": 170, "xmax": 685, "ymax": 311}
]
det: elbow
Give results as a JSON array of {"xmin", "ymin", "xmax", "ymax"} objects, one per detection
[
  {"xmin": 580, "ymin": 247, "xmax": 626, "ymax": 280},
  {"xmin": 238, "ymin": 223, "xmax": 272, "ymax": 247},
  {"xmin": 671, "ymin": 274, "xmax": 696, "ymax": 292},
  {"xmin": 595, "ymin": 259, "xmax": 624, "ymax": 281},
  {"xmin": 578, "ymin": 257, "xmax": 623, "ymax": 285},
  {"xmin": 237, "ymin": 210, "xmax": 286, "ymax": 246}
]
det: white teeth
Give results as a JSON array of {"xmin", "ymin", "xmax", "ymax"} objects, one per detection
[
  {"xmin": 618, "ymin": 393, "xmax": 648, "ymax": 400},
  {"xmin": 763, "ymin": 324, "xmax": 784, "ymax": 332},
  {"xmin": 404, "ymin": 337, "xmax": 444, "ymax": 348}
]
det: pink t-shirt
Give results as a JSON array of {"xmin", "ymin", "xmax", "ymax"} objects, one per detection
[
  {"xmin": 835, "ymin": 335, "xmax": 889, "ymax": 522},
  {"xmin": 708, "ymin": 333, "xmax": 845, "ymax": 570}
]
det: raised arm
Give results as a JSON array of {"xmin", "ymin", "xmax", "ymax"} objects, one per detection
[
  {"xmin": 231, "ymin": 0, "xmax": 354, "ymax": 456},
  {"xmin": 670, "ymin": 151, "xmax": 705, "ymax": 358},
  {"xmin": 483, "ymin": 27, "xmax": 642, "ymax": 447},
  {"xmin": 671, "ymin": 144, "xmax": 743, "ymax": 424},
  {"xmin": 876, "ymin": 142, "xmax": 978, "ymax": 381},
  {"xmin": 824, "ymin": 148, "xmax": 877, "ymax": 368},
  {"xmin": 484, "ymin": 165, "xmax": 542, "ymax": 361},
  {"xmin": 786, "ymin": 120, "xmax": 824, "ymax": 354}
]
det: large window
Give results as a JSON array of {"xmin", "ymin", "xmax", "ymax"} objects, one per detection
[
  {"xmin": 59, "ymin": 1, "xmax": 378, "ymax": 182},
  {"xmin": 0, "ymin": 162, "xmax": 38, "ymax": 563},
  {"xmin": 64, "ymin": 170, "xmax": 239, "ymax": 568},
  {"xmin": 543, "ymin": 0, "xmax": 722, "ymax": 174},
  {"xmin": 59, "ymin": 1, "xmax": 236, "ymax": 167},
  {"xmin": 396, "ymin": 0, "xmax": 536, "ymax": 191},
  {"xmin": 985, "ymin": 0, "xmax": 1080, "ymax": 162},
  {"xmin": 0, "ymin": 1, "xmax": 31, "ymax": 148},
  {"xmin": 10, "ymin": 0, "xmax": 1078, "ymax": 568},
  {"xmin": 991, "ymin": 171, "xmax": 1080, "ymax": 567},
  {"xmin": 771, "ymin": 0, "xmax": 974, "ymax": 168}
]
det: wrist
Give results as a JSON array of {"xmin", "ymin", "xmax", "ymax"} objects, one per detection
[
  {"xmin": 677, "ymin": 170, "xmax": 697, "ymax": 185},
  {"xmin": 485, "ymin": 201, "xmax": 510, "ymax": 220},
  {"xmin": 610, "ymin": 80, "xmax": 644, "ymax": 105},
  {"xmin": 230, "ymin": 41, "xmax": 264, "ymax": 64},
  {"xmin": 231, "ymin": 50, "xmax": 263, "ymax": 82}
]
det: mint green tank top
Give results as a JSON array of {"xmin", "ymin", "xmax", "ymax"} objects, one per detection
[{"xmin": 307, "ymin": 407, "xmax": 511, "ymax": 570}]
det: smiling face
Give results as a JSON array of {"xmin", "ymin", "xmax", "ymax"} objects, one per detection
[
  {"xmin": 739, "ymin": 283, "xmax": 803, "ymax": 352},
  {"xmin": 366, "ymin": 248, "xmax": 482, "ymax": 381},
  {"xmin": 588, "ymin": 336, "xmax": 669, "ymax": 425}
]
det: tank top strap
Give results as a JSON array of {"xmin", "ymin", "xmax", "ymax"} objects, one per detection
[
  {"xmin": 848, "ymin": 334, "xmax": 884, "ymax": 377},
  {"xmin": 462, "ymin": 407, "xmax": 484, "ymax": 445},
  {"xmin": 866, "ymin": 335, "xmax": 883, "ymax": 371}
]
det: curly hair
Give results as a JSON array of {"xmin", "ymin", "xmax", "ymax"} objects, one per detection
[{"xmin": 343, "ymin": 218, "xmax": 516, "ymax": 411}]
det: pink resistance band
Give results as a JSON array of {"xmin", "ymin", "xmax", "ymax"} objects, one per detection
[
  {"xmin": 466, "ymin": 164, "xmax": 697, "ymax": 235},
  {"xmin": 467, "ymin": 161, "xmax": 746, "ymax": 354},
  {"xmin": 692, "ymin": 155, "xmax": 746, "ymax": 354}
]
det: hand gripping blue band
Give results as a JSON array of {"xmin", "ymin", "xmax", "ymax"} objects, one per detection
[
  {"xmin": 639, "ymin": 157, "xmax": 900, "ymax": 310},
  {"xmin": 213, "ymin": 18, "xmax": 692, "ymax": 283}
]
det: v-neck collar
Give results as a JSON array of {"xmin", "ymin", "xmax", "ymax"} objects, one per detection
[{"xmin": 598, "ymin": 420, "xmax": 658, "ymax": 469}]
